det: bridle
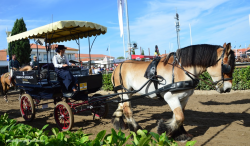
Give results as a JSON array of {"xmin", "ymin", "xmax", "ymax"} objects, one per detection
[
  {"xmin": 166, "ymin": 47, "xmax": 233, "ymax": 90},
  {"xmin": 212, "ymin": 47, "xmax": 232, "ymax": 85}
]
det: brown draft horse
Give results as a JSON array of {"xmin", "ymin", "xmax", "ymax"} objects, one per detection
[
  {"xmin": 111, "ymin": 43, "xmax": 235, "ymax": 141},
  {"xmin": 1, "ymin": 65, "xmax": 32, "ymax": 102}
]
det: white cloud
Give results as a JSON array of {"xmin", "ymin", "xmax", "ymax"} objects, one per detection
[{"xmin": 121, "ymin": 0, "xmax": 249, "ymax": 55}]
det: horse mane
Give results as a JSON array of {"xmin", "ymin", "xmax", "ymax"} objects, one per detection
[{"xmin": 163, "ymin": 44, "xmax": 220, "ymax": 67}]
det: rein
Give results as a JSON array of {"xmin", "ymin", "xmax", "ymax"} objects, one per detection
[
  {"xmin": 166, "ymin": 62, "xmax": 217, "ymax": 89},
  {"xmin": 166, "ymin": 47, "xmax": 232, "ymax": 90}
]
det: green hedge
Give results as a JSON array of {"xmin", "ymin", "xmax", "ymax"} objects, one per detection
[
  {"xmin": 0, "ymin": 113, "xmax": 196, "ymax": 146},
  {"xmin": 102, "ymin": 73, "xmax": 113, "ymax": 91},
  {"xmin": 102, "ymin": 67, "xmax": 250, "ymax": 91}
]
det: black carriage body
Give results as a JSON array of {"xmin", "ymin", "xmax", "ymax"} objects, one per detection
[{"xmin": 13, "ymin": 70, "xmax": 103, "ymax": 101}]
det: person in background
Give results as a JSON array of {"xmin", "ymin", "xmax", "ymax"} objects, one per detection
[
  {"xmin": 30, "ymin": 56, "xmax": 39, "ymax": 69},
  {"xmin": 52, "ymin": 45, "xmax": 78, "ymax": 92},
  {"xmin": 9, "ymin": 54, "xmax": 20, "ymax": 87},
  {"xmin": 154, "ymin": 45, "xmax": 160, "ymax": 56},
  {"xmin": 91, "ymin": 66, "xmax": 95, "ymax": 74}
]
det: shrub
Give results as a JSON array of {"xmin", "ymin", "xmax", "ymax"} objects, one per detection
[
  {"xmin": 102, "ymin": 67, "xmax": 250, "ymax": 91},
  {"xmin": 0, "ymin": 113, "xmax": 197, "ymax": 146},
  {"xmin": 102, "ymin": 73, "xmax": 114, "ymax": 91}
]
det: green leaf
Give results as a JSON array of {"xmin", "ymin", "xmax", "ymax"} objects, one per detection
[
  {"xmin": 138, "ymin": 135, "xmax": 152, "ymax": 146},
  {"xmin": 0, "ymin": 125, "xmax": 10, "ymax": 133},
  {"xmin": 186, "ymin": 140, "xmax": 197, "ymax": 146},
  {"xmin": 149, "ymin": 132, "xmax": 160, "ymax": 142},
  {"xmin": 137, "ymin": 129, "xmax": 147, "ymax": 138},
  {"xmin": 52, "ymin": 128, "xmax": 59, "ymax": 136},
  {"xmin": 131, "ymin": 131, "xmax": 139, "ymax": 145},
  {"xmin": 41, "ymin": 124, "xmax": 49, "ymax": 131},
  {"xmin": 40, "ymin": 135, "xmax": 49, "ymax": 142},
  {"xmin": 57, "ymin": 132, "xmax": 64, "ymax": 141},
  {"xmin": 95, "ymin": 130, "xmax": 106, "ymax": 142},
  {"xmin": 111, "ymin": 128, "xmax": 118, "ymax": 144},
  {"xmin": 80, "ymin": 136, "xmax": 89, "ymax": 143}
]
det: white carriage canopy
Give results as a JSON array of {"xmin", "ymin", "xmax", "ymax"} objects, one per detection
[{"xmin": 7, "ymin": 20, "xmax": 107, "ymax": 43}]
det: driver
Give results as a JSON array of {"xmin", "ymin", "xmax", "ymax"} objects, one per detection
[
  {"xmin": 9, "ymin": 54, "xmax": 20, "ymax": 87},
  {"xmin": 52, "ymin": 45, "xmax": 78, "ymax": 92}
]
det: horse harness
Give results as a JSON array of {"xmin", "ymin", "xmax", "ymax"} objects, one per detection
[{"xmin": 112, "ymin": 47, "xmax": 232, "ymax": 101}]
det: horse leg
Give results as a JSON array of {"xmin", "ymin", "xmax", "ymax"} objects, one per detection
[
  {"xmin": 170, "ymin": 96, "xmax": 193, "ymax": 141},
  {"xmin": 3, "ymin": 83, "xmax": 8, "ymax": 103},
  {"xmin": 157, "ymin": 92, "xmax": 184, "ymax": 136},
  {"xmin": 122, "ymin": 101, "xmax": 142, "ymax": 132},
  {"xmin": 111, "ymin": 102, "xmax": 127, "ymax": 130}
]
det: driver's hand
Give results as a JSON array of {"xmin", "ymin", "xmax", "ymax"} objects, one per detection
[
  {"xmin": 71, "ymin": 64, "xmax": 75, "ymax": 66},
  {"xmin": 62, "ymin": 64, "xmax": 68, "ymax": 67}
]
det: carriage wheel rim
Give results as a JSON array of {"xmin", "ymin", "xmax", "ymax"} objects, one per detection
[
  {"xmin": 20, "ymin": 96, "xmax": 32, "ymax": 120},
  {"xmin": 55, "ymin": 104, "xmax": 70, "ymax": 130}
]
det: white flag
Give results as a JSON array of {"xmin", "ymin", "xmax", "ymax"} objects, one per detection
[{"xmin": 117, "ymin": 0, "xmax": 124, "ymax": 37}]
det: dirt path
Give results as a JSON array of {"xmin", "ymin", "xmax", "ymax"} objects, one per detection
[{"xmin": 0, "ymin": 90, "xmax": 250, "ymax": 146}]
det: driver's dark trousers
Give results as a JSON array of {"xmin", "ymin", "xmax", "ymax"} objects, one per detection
[{"xmin": 55, "ymin": 67, "xmax": 78, "ymax": 91}]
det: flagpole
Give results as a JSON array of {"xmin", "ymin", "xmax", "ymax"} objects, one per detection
[
  {"xmin": 236, "ymin": 41, "xmax": 237, "ymax": 58},
  {"xmin": 109, "ymin": 44, "xmax": 111, "ymax": 68},
  {"xmin": 124, "ymin": 0, "xmax": 131, "ymax": 60},
  {"xmin": 123, "ymin": 32, "xmax": 126, "ymax": 59}
]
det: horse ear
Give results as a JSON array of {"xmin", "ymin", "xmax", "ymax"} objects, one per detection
[
  {"xmin": 226, "ymin": 43, "xmax": 231, "ymax": 55},
  {"xmin": 223, "ymin": 43, "xmax": 227, "ymax": 48}
]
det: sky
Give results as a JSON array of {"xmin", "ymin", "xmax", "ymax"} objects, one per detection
[{"xmin": 0, "ymin": 0, "xmax": 250, "ymax": 59}]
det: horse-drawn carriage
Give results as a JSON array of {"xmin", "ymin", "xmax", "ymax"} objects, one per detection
[
  {"xmin": 6, "ymin": 20, "xmax": 236, "ymax": 142},
  {"xmin": 7, "ymin": 20, "xmax": 109, "ymax": 131}
]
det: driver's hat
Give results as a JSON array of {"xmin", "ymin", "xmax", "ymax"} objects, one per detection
[{"xmin": 55, "ymin": 45, "xmax": 67, "ymax": 52}]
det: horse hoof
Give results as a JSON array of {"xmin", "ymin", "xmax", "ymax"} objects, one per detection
[
  {"xmin": 4, "ymin": 98, "xmax": 8, "ymax": 103},
  {"xmin": 172, "ymin": 133, "xmax": 193, "ymax": 142},
  {"xmin": 111, "ymin": 116, "xmax": 127, "ymax": 130},
  {"xmin": 157, "ymin": 119, "xmax": 174, "ymax": 135}
]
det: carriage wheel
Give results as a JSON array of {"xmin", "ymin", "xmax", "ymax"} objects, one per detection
[
  {"xmin": 90, "ymin": 94, "xmax": 109, "ymax": 118},
  {"xmin": 54, "ymin": 101, "xmax": 74, "ymax": 131},
  {"xmin": 20, "ymin": 94, "xmax": 35, "ymax": 121}
]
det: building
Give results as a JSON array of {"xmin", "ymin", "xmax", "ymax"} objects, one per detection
[
  {"xmin": 233, "ymin": 48, "xmax": 250, "ymax": 57},
  {"xmin": 75, "ymin": 54, "xmax": 115, "ymax": 68},
  {"xmin": 30, "ymin": 44, "xmax": 78, "ymax": 63},
  {"xmin": 0, "ymin": 49, "xmax": 8, "ymax": 67},
  {"xmin": 0, "ymin": 44, "xmax": 78, "ymax": 68},
  {"xmin": 75, "ymin": 54, "xmax": 114, "ymax": 62}
]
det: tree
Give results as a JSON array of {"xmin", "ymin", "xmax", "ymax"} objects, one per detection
[
  {"xmin": 117, "ymin": 56, "xmax": 125, "ymax": 59},
  {"xmin": 132, "ymin": 49, "xmax": 135, "ymax": 55},
  {"xmin": 8, "ymin": 18, "xmax": 31, "ymax": 66},
  {"xmin": 141, "ymin": 49, "xmax": 145, "ymax": 61}
]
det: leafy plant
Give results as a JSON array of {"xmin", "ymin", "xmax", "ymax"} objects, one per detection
[
  {"xmin": 0, "ymin": 113, "xmax": 197, "ymax": 146},
  {"xmin": 102, "ymin": 73, "xmax": 114, "ymax": 91}
]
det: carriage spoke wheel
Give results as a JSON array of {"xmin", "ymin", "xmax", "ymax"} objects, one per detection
[
  {"xmin": 20, "ymin": 94, "xmax": 35, "ymax": 121},
  {"xmin": 90, "ymin": 94, "xmax": 109, "ymax": 118},
  {"xmin": 54, "ymin": 101, "xmax": 74, "ymax": 131}
]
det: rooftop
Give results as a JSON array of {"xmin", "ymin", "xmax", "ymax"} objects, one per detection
[{"xmin": 30, "ymin": 44, "xmax": 78, "ymax": 51}]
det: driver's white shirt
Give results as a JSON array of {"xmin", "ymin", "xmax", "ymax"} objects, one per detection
[{"xmin": 52, "ymin": 54, "xmax": 71, "ymax": 68}]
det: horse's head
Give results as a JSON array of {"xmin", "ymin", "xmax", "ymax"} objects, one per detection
[{"xmin": 207, "ymin": 43, "xmax": 235, "ymax": 93}]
